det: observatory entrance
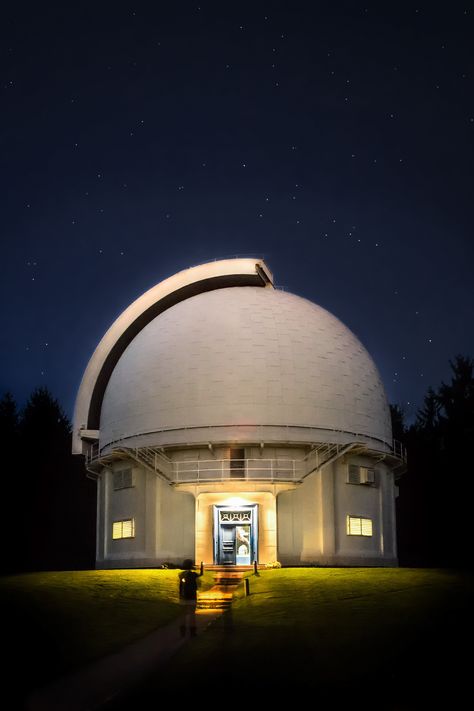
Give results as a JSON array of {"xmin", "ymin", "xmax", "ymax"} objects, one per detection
[{"xmin": 213, "ymin": 505, "xmax": 258, "ymax": 566}]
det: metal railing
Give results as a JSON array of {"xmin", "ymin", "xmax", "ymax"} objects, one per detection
[
  {"xmin": 392, "ymin": 439, "xmax": 407, "ymax": 462},
  {"xmin": 171, "ymin": 458, "xmax": 305, "ymax": 483},
  {"xmin": 87, "ymin": 441, "xmax": 100, "ymax": 463},
  {"xmin": 85, "ymin": 437, "xmax": 406, "ymax": 482}
]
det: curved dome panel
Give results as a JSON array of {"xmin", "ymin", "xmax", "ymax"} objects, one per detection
[{"xmin": 99, "ymin": 286, "xmax": 392, "ymax": 448}]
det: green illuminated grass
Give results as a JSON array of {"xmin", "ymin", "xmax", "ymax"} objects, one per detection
[
  {"xmin": 2, "ymin": 567, "xmax": 473, "ymax": 709},
  {"xmin": 124, "ymin": 567, "xmax": 474, "ymax": 707}
]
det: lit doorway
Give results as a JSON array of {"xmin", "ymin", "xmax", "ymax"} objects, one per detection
[{"xmin": 213, "ymin": 505, "xmax": 258, "ymax": 565}]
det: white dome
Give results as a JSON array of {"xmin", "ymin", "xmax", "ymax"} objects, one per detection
[{"xmin": 99, "ymin": 286, "xmax": 392, "ymax": 449}]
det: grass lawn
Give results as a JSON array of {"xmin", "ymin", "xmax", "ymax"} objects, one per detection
[
  {"xmin": 0, "ymin": 568, "xmax": 215, "ymax": 697},
  {"xmin": 113, "ymin": 567, "xmax": 474, "ymax": 709},
  {"xmin": 3, "ymin": 567, "xmax": 473, "ymax": 709}
]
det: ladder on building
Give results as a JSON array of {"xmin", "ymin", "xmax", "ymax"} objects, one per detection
[{"xmin": 122, "ymin": 446, "xmax": 172, "ymax": 481}]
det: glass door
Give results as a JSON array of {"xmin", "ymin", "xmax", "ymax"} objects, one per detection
[{"xmin": 235, "ymin": 525, "xmax": 251, "ymax": 565}]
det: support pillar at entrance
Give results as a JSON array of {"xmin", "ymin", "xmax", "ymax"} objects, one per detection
[{"xmin": 195, "ymin": 491, "xmax": 277, "ymax": 565}]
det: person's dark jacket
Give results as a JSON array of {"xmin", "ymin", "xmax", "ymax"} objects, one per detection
[{"xmin": 179, "ymin": 570, "xmax": 200, "ymax": 600}]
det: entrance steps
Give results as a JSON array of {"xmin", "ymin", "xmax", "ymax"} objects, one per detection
[
  {"xmin": 202, "ymin": 564, "xmax": 264, "ymax": 572},
  {"xmin": 197, "ymin": 568, "xmax": 246, "ymax": 610}
]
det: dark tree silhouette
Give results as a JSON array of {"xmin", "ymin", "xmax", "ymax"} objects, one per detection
[
  {"xmin": 0, "ymin": 392, "xmax": 21, "ymax": 573},
  {"xmin": 396, "ymin": 355, "xmax": 474, "ymax": 569},
  {"xmin": 389, "ymin": 403, "xmax": 406, "ymax": 443},
  {"xmin": 0, "ymin": 387, "xmax": 96, "ymax": 575},
  {"xmin": 0, "ymin": 391, "xmax": 18, "ymax": 428},
  {"xmin": 415, "ymin": 387, "xmax": 441, "ymax": 434},
  {"xmin": 437, "ymin": 355, "xmax": 474, "ymax": 441}
]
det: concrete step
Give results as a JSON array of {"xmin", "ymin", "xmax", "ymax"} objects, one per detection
[
  {"xmin": 213, "ymin": 572, "xmax": 244, "ymax": 586},
  {"xmin": 197, "ymin": 580, "xmax": 242, "ymax": 610},
  {"xmin": 197, "ymin": 598, "xmax": 232, "ymax": 610},
  {"xmin": 204, "ymin": 565, "xmax": 256, "ymax": 571}
]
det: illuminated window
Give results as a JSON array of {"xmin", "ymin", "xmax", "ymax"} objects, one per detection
[
  {"xmin": 347, "ymin": 515, "xmax": 373, "ymax": 537},
  {"xmin": 113, "ymin": 468, "xmax": 133, "ymax": 490},
  {"xmin": 112, "ymin": 519, "xmax": 135, "ymax": 539}
]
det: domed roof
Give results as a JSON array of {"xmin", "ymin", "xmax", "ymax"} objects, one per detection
[{"xmin": 99, "ymin": 285, "xmax": 392, "ymax": 449}]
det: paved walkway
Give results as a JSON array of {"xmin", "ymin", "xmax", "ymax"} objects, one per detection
[{"xmin": 26, "ymin": 608, "xmax": 223, "ymax": 711}]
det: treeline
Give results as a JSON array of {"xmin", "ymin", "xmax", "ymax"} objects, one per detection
[
  {"xmin": 0, "ymin": 388, "xmax": 96, "ymax": 575},
  {"xmin": 394, "ymin": 355, "xmax": 474, "ymax": 569}
]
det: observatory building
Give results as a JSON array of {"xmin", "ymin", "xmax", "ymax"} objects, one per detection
[{"xmin": 73, "ymin": 258, "xmax": 405, "ymax": 568}]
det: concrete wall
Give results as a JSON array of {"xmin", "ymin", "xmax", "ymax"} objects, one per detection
[
  {"xmin": 277, "ymin": 469, "xmax": 322, "ymax": 565},
  {"xmin": 155, "ymin": 477, "xmax": 195, "ymax": 564},
  {"xmin": 97, "ymin": 464, "xmax": 153, "ymax": 565},
  {"xmin": 168, "ymin": 445, "xmax": 303, "ymax": 463},
  {"xmin": 96, "ymin": 451, "xmax": 398, "ymax": 569},
  {"xmin": 96, "ymin": 462, "xmax": 195, "ymax": 568},
  {"xmin": 277, "ymin": 456, "xmax": 398, "ymax": 566},
  {"xmin": 333, "ymin": 457, "xmax": 397, "ymax": 565}
]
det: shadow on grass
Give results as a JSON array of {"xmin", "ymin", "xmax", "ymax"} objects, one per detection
[{"xmin": 0, "ymin": 569, "xmax": 216, "ymax": 706}]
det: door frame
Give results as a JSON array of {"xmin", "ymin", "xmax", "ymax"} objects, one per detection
[{"xmin": 213, "ymin": 504, "xmax": 258, "ymax": 565}]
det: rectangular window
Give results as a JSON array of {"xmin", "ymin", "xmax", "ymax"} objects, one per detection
[
  {"xmin": 347, "ymin": 515, "xmax": 373, "ymax": 537},
  {"xmin": 347, "ymin": 465, "xmax": 376, "ymax": 485},
  {"xmin": 360, "ymin": 467, "xmax": 376, "ymax": 485},
  {"xmin": 112, "ymin": 519, "xmax": 135, "ymax": 539},
  {"xmin": 348, "ymin": 464, "xmax": 360, "ymax": 484},
  {"xmin": 113, "ymin": 468, "xmax": 134, "ymax": 490}
]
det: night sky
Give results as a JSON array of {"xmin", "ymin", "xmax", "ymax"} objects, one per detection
[{"xmin": 1, "ymin": 2, "xmax": 473, "ymax": 424}]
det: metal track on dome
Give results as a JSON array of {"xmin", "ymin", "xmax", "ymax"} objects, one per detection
[{"xmin": 73, "ymin": 258, "xmax": 273, "ymax": 454}]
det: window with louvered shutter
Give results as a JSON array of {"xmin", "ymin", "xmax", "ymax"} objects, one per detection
[
  {"xmin": 348, "ymin": 464, "xmax": 360, "ymax": 484},
  {"xmin": 113, "ymin": 468, "xmax": 133, "ymax": 490}
]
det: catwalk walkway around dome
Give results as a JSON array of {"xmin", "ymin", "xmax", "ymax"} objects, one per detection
[{"xmin": 26, "ymin": 569, "xmax": 246, "ymax": 711}]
